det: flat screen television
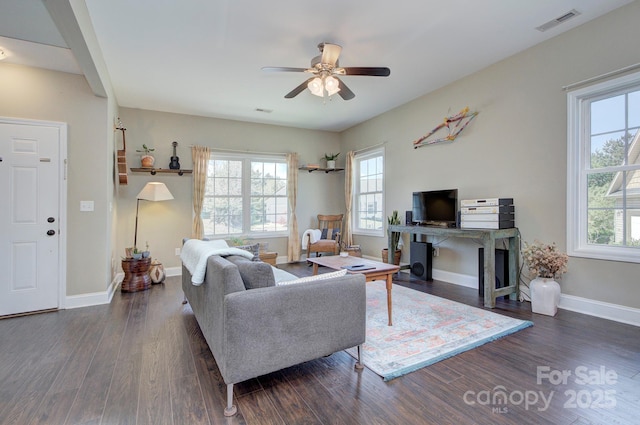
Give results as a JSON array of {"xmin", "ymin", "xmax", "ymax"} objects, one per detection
[{"xmin": 412, "ymin": 189, "xmax": 458, "ymax": 225}]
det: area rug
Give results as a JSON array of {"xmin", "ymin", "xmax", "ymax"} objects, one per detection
[{"xmin": 346, "ymin": 281, "xmax": 533, "ymax": 381}]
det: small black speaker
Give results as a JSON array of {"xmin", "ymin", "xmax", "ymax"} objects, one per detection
[
  {"xmin": 410, "ymin": 241, "xmax": 432, "ymax": 281},
  {"xmin": 405, "ymin": 210, "xmax": 413, "ymax": 225},
  {"xmin": 478, "ymin": 248, "xmax": 509, "ymax": 299}
]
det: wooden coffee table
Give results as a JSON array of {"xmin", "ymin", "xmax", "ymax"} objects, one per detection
[{"xmin": 307, "ymin": 255, "xmax": 400, "ymax": 326}]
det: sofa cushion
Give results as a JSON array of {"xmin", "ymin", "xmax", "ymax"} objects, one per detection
[
  {"xmin": 276, "ymin": 269, "xmax": 348, "ymax": 286},
  {"xmin": 226, "ymin": 255, "xmax": 275, "ymax": 289}
]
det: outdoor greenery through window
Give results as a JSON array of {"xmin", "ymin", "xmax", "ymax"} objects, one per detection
[
  {"xmin": 202, "ymin": 154, "xmax": 288, "ymax": 238},
  {"xmin": 354, "ymin": 148, "xmax": 384, "ymax": 236},
  {"xmin": 567, "ymin": 71, "xmax": 640, "ymax": 263}
]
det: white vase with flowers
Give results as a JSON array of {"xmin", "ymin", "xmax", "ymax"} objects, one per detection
[{"xmin": 522, "ymin": 240, "xmax": 569, "ymax": 316}]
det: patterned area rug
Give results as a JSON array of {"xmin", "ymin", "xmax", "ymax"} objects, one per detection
[{"xmin": 347, "ymin": 281, "xmax": 533, "ymax": 381}]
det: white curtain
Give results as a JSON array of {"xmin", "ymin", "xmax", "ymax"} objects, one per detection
[
  {"xmin": 191, "ymin": 145, "xmax": 210, "ymax": 239},
  {"xmin": 343, "ymin": 151, "xmax": 355, "ymax": 247},
  {"xmin": 286, "ymin": 153, "xmax": 300, "ymax": 261}
]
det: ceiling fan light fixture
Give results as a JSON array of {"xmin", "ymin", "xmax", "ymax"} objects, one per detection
[
  {"xmin": 308, "ymin": 77, "xmax": 324, "ymax": 97},
  {"xmin": 266, "ymin": 41, "xmax": 390, "ymax": 100},
  {"xmin": 324, "ymin": 76, "xmax": 340, "ymax": 96}
]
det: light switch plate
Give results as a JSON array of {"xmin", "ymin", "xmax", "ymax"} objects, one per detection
[{"xmin": 80, "ymin": 200, "xmax": 94, "ymax": 212}]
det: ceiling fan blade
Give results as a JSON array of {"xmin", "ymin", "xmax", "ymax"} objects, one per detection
[
  {"xmin": 321, "ymin": 43, "xmax": 342, "ymax": 66},
  {"xmin": 262, "ymin": 67, "xmax": 308, "ymax": 73},
  {"xmin": 339, "ymin": 67, "xmax": 391, "ymax": 77},
  {"xmin": 284, "ymin": 78, "xmax": 315, "ymax": 98},
  {"xmin": 337, "ymin": 78, "xmax": 355, "ymax": 100}
]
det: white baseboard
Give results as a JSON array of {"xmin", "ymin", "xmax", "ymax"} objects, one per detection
[
  {"xmin": 165, "ymin": 266, "xmax": 181, "ymax": 277},
  {"xmin": 397, "ymin": 264, "xmax": 639, "ymax": 327},
  {"xmin": 65, "ymin": 274, "xmax": 121, "ymax": 309},
  {"xmin": 432, "ymin": 268, "xmax": 478, "ymax": 289},
  {"xmin": 67, "ymin": 261, "xmax": 639, "ymax": 327},
  {"xmin": 559, "ymin": 294, "xmax": 640, "ymax": 327},
  {"xmin": 65, "ymin": 267, "xmax": 182, "ymax": 309}
]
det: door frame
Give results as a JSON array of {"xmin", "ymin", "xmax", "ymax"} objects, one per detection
[{"xmin": 1, "ymin": 116, "xmax": 68, "ymax": 310}]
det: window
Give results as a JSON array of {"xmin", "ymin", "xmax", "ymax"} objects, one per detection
[
  {"xmin": 567, "ymin": 71, "xmax": 640, "ymax": 263},
  {"xmin": 353, "ymin": 148, "xmax": 384, "ymax": 236},
  {"xmin": 202, "ymin": 154, "xmax": 288, "ymax": 238}
]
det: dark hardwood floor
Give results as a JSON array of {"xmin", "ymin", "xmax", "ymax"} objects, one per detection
[{"xmin": 1, "ymin": 262, "xmax": 638, "ymax": 425}]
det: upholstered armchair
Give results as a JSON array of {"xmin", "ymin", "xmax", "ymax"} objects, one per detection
[{"xmin": 307, "ymin": 214, "xmax": 343, "ymax": 258}]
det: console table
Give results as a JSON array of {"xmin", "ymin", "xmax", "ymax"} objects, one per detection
[{"xmin": 388, "ymin": 225, "xmax": 520, "ymax": 308}]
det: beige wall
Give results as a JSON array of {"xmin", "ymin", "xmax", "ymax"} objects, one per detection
[
  {"xmin": 3, "ymin": 1, "xmax": 639, "ymax": 313},
  {"xmin": 116, "ymin": 107, "xmax": 342, "ymax": 268},
  {"xmin": 341, "ymin": 1, "xmax": 640, "ymax": 309},
  {"xmin": 0, "ymin": 62, "xmax": 111, "ymax": 296}
]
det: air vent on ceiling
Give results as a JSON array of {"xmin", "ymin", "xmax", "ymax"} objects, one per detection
[{"xmin": 535, "ymin": 9, "xmax": 581, "ymax": 32}]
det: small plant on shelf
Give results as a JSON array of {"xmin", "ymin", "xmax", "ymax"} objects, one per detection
[
  {"xmin": 324, "ymin": 152, "xmax": 340, "ymax": 169},
  {"xmin": 136, "ymin": 144, "xmax": 155, "ymax": 155},
  {"xmin": 136, "ymin": 144, "xmax": 155, "ymax": 168}
]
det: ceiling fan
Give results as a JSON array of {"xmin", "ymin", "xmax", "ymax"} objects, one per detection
[{"xmin": 262, "ymin": 42, "xmax": 390, "ymax": 100}]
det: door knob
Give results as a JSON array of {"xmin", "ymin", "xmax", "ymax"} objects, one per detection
[
  {"xmin": 47, "ymin": 230, "xmax": 56, "ymax": 236},
  {"xmin": 48, "ymin": 217, "xmax": 55, "ymax": 223}
]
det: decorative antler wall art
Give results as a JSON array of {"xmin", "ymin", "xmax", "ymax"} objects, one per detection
[{"xmin": 412, "ymin": 107, "xmax": 478, "ymax": 149}]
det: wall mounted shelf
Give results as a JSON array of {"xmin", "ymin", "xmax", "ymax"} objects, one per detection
[
  {"xmin": 299, "ymin": 167, "xmax": 344, "ymax": 174},
  {"xmin": 130, "ymin": 168, "xmax": 192, "ymax": 176}
]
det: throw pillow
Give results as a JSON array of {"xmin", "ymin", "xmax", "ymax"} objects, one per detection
[
  {"xmin": 320, "ymin": 228, "xmax": 340, "ymax": 240},
  {"xmin": 233, "ymin": 243, "xmax": 260, "ymax": 261},
  {"xmin": 276, "ymin": 269, "xmax": 348, "ymax": 286},
  {"xmin": 226, "ymin": 255, "xmax": 275, "ymax": 289}
]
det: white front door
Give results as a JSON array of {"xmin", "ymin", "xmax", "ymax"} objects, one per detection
[{"xmin": 0, "ymin": 121, "xmax": 62, "ymax": 316}]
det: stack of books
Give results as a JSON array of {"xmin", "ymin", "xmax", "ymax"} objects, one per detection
[{"xmin": 460, "ymin": 198, "xmax": 515, "ymax": 229}]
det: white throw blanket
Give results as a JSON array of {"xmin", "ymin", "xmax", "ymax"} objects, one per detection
[
  {"xmin": 301, "ymin": 229, "xmax": 322, "ymax": 250},
  {"xmin": 181, "ymin": 239, "xmax": 254, "ymax": 285}
]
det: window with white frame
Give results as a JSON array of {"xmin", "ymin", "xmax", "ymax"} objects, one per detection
[
  {"xmin": 202, "ymin": 154, "xmax": 288, "ymax": 238},
  {"xmin": 353, "ymin": 148, "xmax": 384, "ymax": 236},
  {"xmin": 567, "ymin": 71, "xmax": 640, "ymax": 263}
]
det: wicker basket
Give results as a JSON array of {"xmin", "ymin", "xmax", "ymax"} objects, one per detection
[{"xmin": 121, "ymin": 257, "xmax": 151, "ymax": 292}]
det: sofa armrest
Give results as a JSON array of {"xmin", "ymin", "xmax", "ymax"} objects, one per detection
[{"xmin": 221, "ymin": 274, "xmax": 366, "ymax": 384}]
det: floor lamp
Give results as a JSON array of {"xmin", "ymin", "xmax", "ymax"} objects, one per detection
[{"xmin": 134, "ymin": 182, "xmax": 174, "ymax": 250}]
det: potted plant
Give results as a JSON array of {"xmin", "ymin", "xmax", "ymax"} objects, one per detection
[
  {"xmin": 382, "ymin": 210, "xmax": 402, "ymax": 265},
  {"xmin": 227, "ymin": 236, "xmax": 249, "ymax": 246},
  {"xmin": 136, "ymin": 144, "xmax": 155, "ymax": 168},
  {"xmin": 324, "ymin": 152, "xmax": 339, "ymax": 169},
  {"xmin": 522, "ymin": 240, "xmax": 568, "ymax": 316}
]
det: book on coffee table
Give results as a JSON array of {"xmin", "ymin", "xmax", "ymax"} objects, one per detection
[{"xmin": 342, "ymin": 264, "xmax": 375, "ymax": 271}]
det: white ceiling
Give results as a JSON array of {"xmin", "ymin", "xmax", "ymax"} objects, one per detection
[{"xmin": 0, "ymin": 0, "xmax": 635, "ymax": 132}]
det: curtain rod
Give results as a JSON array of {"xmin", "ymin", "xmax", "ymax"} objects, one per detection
[
  {"xmin": 353, "ymin": 141, "xmax": 387, "ymax": 154},
  {"xmin": 205, "ymin": 146, "xmax": 290, "ymax": 156},
  {"xmin": 562, "ymin": 62, "xmax": 640, "ymax": 91}
]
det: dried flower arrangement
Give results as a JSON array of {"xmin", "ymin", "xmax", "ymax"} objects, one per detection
[{"xmin": 522, "ymin": 240, "xmax": 568, "ymax": 279}]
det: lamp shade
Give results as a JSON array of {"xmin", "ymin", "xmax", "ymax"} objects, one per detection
[{"xmin": 137, "ymin": 182, "xmax": 174, "ymax": 201}]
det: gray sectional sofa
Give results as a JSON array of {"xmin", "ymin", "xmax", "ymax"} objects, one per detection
[{"xmin": 181, "ymin": 254, "xmax": 367, "ymax": 416}]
